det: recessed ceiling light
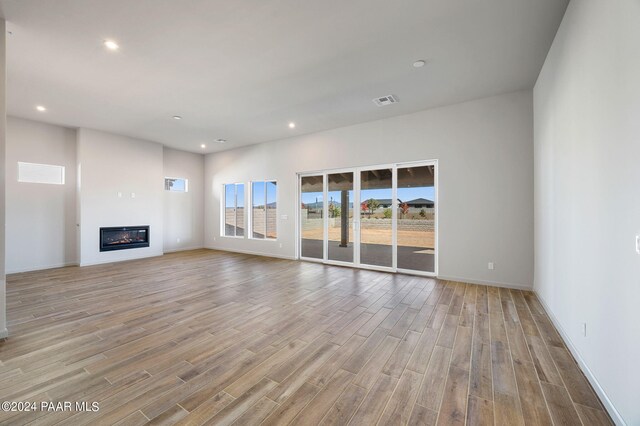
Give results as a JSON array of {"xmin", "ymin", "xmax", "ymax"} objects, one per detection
[
  {"xmin": 200, "ymin": 144, "xmax": 206, "ymax": 149},
  {"xmin": 216, "ymin": 139, "xmax": 227, "ymax": 144},
  {"xmin": 172, "ymin": 115, "xmax": 182, "ymax": 120},
  {"xmin": 288, "ymin": 122, "xmax": 296, "ymax": 129},
  {"xmin": 413, "ymin": 60, "xmax": 426, "ymax": 68},
  {"xmin": 36, "ymin": 105, "xmax": 46, "ymax": 112},
  {"xmin": 104, "ymin": 40, "xmax": 119, "ymax": 51}
]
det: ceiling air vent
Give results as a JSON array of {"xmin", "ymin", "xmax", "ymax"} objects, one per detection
[{"xmin": 372, "ymin": 94, "xmax": 399, "ymax": 107}]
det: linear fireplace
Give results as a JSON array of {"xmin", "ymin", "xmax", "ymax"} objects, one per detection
[{"xmin": 100, "ymin": 226, "xmax": 150, "ymax": 252}]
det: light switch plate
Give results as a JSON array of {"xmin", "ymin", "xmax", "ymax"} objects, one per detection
[{"xmin": 636, "ymin": 235, "xmax": 640, "ymax": 254}]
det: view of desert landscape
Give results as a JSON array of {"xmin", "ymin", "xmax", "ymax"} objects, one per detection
[{"xmin": 302, "ymin": 221, "xmax": 435, "ymax": 249}]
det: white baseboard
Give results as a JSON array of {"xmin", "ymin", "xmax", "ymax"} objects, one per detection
[
  {"xmin": 163, "ymin": 246, "xmax": 204, "ymax": 254},
  {"xmin": 0, "ymin": 328, "xmax": 8, "ymax": 339},
  {"xmin": 535, "ymin": 293, "xmax": 625, "ymax": 426},
  {"xmin": 202, "ymin": 249, "xmax": 531, "ymax": 290},
  {"xmin": 437, "ymin": 275, "xmax": 533, "ymax": 291},
  {"xmin": 6, "ymin": 261, "xmax": 78, "ymax": 275},
  {"xmin": 205, "ymin": 246, "xmax": 296, "ymax": 261}
]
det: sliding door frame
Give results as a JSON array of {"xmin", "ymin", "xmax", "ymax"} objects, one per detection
[
  {"xmin": 324, "ymin": 168, "xmax": 356, "ymax": 268},
  {"xmin": 296, "ymin": 159, "xmax": 438, "ymax": 277},
  {"xmin": 298, "ymin": 173, "xmax": 325, "ymax": 264},
  {"xmin": 395, "ymin": 159, "xmax": 438, "ymax": 277},
  {"xmin": 356, "ymin": 164, "xmax": 396, "ymax": 273}
]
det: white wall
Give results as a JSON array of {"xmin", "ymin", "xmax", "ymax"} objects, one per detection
[
  {"xmin": 5, "ymin": 117, "xmax": 77, "ymax": 273},
  {"xmin": 2, "ymin": 123, "xmax": 204, "ymax": 273},
  {"xmin": 163, "ymin": 147, "xmax": 204, "ymax": 252},
  {"xmin": 0, "ymin": 21, "xmax": 7, "ymax": 338},
  {"xmin": 77, "ymin": 128, "xmax": 164, "ymax": 266},
  {"xmin": 205, "ymin": 90, "xmax": 534, "ymax": 289},
  {"xmin": 534, "ymin": 1, "xmax": 640, "ymax": 424}
]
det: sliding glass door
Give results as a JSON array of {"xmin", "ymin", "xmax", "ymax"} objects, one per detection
[
  {"xmin": 397, "ymin": 165, "xmax": 436, "ymax": 273},
  {"xmin": 299, "ymin": 160, "xmax": 437, "ymax": 276},
  {"xmin": 300, "ymin": 175, "xmax": 324, "ymax": 260},
  {"xmin": 327, "ymin": 172, "xmax": 354, "ymax": 264},
  {"xmin": 359, "ymin": 167, "xmax": 394, "ymax": 269}
]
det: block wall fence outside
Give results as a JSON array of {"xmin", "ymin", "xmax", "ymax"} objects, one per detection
[
  {"xmin": 3, "ymin": 91, "xmax": 534, "ymax": 340},
  {"xmin": 205, "ymin": 90, "xmax": 534, "ymax": 289}
]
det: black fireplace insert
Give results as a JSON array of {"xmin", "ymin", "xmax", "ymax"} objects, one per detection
[{"xmin": 100, "ymin": 226, "xmax": 150, "ymax": 251}]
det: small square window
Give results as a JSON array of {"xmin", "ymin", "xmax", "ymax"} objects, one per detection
[{"xmin": 165, "ymin": 177, "xmax": 188, "ymax": 192}]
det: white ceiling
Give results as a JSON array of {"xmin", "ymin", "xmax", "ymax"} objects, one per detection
[{"xmin": 0, "ymin": 0, "xmax": 568, "ymax": 153}]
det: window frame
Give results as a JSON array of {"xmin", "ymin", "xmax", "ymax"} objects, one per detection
[
  {"xmin": 164, "ymin": 176, "xmax": 189, "ymax": 192},
  {"xmin": 249, "ymin": 180, "xmax": 278, "ymax": 241},
  {"xmin": 221, "ymin": 182, "xmax": 246, "ymax": 238}
]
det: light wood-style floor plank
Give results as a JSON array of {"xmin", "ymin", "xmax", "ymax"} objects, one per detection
[{"xmin": 0, "ymin": 249, "xmax": 612, "ymax": 425}]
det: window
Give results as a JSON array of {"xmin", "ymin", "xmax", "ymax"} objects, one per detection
[
  {"xmin": 165, "ymin": 177, "xmax": 188, "ymax": 192},
  {"xmin": 18, "ymin": 162, "xmax": 65, "ymax": 185},
  {"xmin": 251, "ymin": 181, "xmax": 277, "ymax": 239},
  {"xmin": 223, "ymin": 183, "xmax": 245, "ymax": 237}
]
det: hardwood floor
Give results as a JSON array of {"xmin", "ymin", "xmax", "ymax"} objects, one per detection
[{"xmin": 0, "ymin": 249, "xmax": 611, "ymax": 425}]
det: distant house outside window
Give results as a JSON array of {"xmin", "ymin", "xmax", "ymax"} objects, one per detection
[
  {"xmin": 18, "ymin": 162, "xmax": 65, "ymax": 185},
  {"xmin": 165, "ymin": 177, "xmax": 188, "ymax": 192}
]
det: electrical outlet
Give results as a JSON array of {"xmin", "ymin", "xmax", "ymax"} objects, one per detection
[
  {"xmin": 488, "ymin": 262, "xmax": 495, "ymax": 270},
  {"xmin": 279, "ymin": 243, "xmax": 283, "ymax": 248},
  {"xmin": 582, "ymin": 323, "xmax": 587, "ymax": 337}
]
